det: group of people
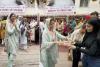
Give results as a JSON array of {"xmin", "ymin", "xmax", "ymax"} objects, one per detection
[
  {"xmin": 0, "ymin": 11, "xmax": 100, "ymax": 67},
  {"xmin": 0, "ymin": 13, "xmax": 40, "ymax": 67},
  {"xmin": 40, "ymin": 11, "xmax": 100, "ymax": 67}
]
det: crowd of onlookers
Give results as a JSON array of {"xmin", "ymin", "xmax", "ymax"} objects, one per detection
[
  {"xmin": 0, "ymin": 16, "xmax": 40, "ymax": 48},
  {"xmin": 40, "ymin": 11, "xmax": 100, "ymax": 67},
  {"xmin": 0, "ymin": 11, "xmax": 100, "ymax": 67}
]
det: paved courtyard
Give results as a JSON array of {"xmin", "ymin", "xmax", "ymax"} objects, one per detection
[{"xmin": 0, "ymin": 44, "xmax": 40, "ymax": 67}]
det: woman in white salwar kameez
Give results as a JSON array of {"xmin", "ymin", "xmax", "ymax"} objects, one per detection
[
  {"xmin": 5, "ymin": 13, "xmax": 20, "ymax": 67},
  {"xmin": 40, "ymin": 18, "xmax": 66, "ymax": 67},
  {"xmin": 19, "ymin": 21, "xmax": 27, "ymax": 50}
]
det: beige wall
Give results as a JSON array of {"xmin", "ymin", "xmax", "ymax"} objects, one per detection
[{"xmin": 75, "ymin": 0, "xmax": 100, "ymax": 15}]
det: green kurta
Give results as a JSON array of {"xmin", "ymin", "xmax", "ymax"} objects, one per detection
[{"xmin": 41, "ymin": 30, "xmax": 65, "ymax": 67}]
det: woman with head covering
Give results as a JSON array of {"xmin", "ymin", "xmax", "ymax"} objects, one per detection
[
  {"xmin": 5, "ymin": 13, "xmax": 20, "ymax": 67},
  {"xmin": 19, "ymin": 17, "xmax": 28, "ymax": 50},
  {"xmin": 40, "ymin": 18, "xmax": 66, "ymax": 67},
  {"xmin": 68, "ymin": 18, "xmax": 100, "ymax": 67}
]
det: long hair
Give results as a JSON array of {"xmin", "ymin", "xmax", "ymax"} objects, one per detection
[{"xmin": 83, "ymin": 18, "xmax": 100, "ymax": 42}]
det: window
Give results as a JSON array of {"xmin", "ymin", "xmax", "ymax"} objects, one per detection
[
  {"xmin": 80, "ymin": 0, "xmax": 90, "ymax": 7},
  {"xmin": 92, "ymin": 0, "xmax": 97, "ymax": 1}
]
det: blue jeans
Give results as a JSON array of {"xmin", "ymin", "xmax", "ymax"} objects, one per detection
[{"xmin": 82, "ymin": 54, "xmax": 100, "ymax": 67}]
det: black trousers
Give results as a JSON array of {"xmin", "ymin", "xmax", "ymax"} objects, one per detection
[{"xmin": 72, "ymin": 49, "xmax": 81, "ymax": 67}]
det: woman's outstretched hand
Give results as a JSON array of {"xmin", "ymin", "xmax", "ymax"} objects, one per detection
[
  {"xmin": 63, "ymin": 41, "xmax": 76, "ymax": 49},
  {"xmin": 48, "ymin": 41, "xmax": 76, "ymax": 49}
]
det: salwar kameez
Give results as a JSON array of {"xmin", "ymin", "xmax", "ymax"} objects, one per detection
[
  {"xmin": 19, "ymin": 24, "xmax": 27, "ymax": 49},
  {"xmin": 5, "ymin": 21, "xmax": 20, "ymax": 67},
  {"xmin": 41, "ymin": 30, "xmax": 66, "ymax": 67}
]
